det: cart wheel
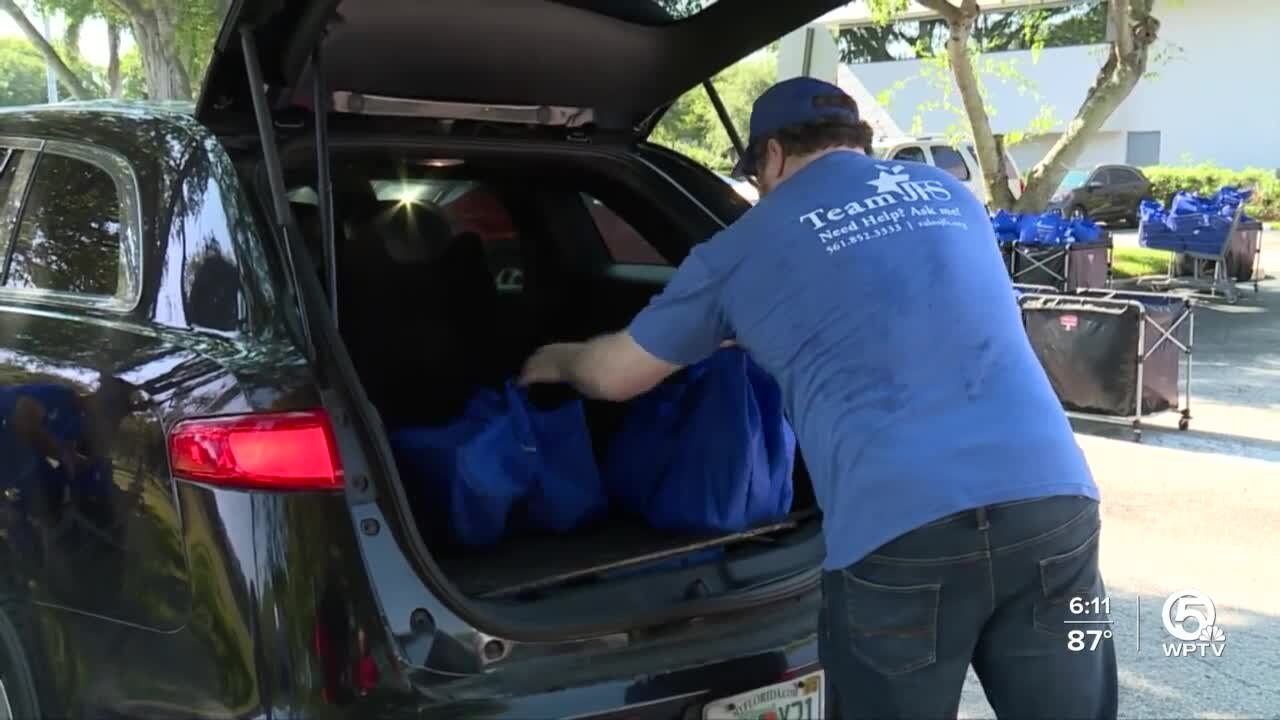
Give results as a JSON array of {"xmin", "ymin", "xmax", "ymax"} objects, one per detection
[
  {"xmin": 1179, "ymin": 416, "xmax": 1190, "ymax": 431},
  {"xmin": 1131, "ymin": 421, "xmax": 1143, "ymax": 442}
]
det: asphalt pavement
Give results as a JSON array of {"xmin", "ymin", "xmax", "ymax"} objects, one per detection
[{"xmin": 958, "ymin": 231, "xmax": 1280, "ymax": 719}]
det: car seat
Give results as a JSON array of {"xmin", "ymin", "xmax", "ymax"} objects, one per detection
[{"xmin": 339, "ymin": 200, "xmax": 502, "ymax": 428}]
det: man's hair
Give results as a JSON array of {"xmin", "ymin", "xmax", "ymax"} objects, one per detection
[{"xmin": 752, "ymin": 93, "xmax": 875, "ymax": 174}]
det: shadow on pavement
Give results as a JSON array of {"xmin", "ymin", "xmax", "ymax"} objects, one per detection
[{"xmin": 1071, "ymin": 416, "xmax": 1280, "ymax": 465}]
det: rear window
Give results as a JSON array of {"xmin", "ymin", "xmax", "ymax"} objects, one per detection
[
  {"xmin": 930, "ymin": 145, "xmax": 971, "ymax": 181},
  {"xmin": 891, "ymin": 146, "xmax": 926, "ymax": 163},
  {"xmin": 1111, "ymin": 168, "xmax": 1143, "ymax": 184},
  {"xmin": 4, "ymin": 151, "xmax": 127, "ymax": 298}
]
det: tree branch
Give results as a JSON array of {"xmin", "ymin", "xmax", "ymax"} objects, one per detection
[
  {"xmin": 1015, "ymin": 0, "xmax": 1160, "ymax": 212},
  {"xmin": 915, "ymin": 0, "xmax": 964, "ymax": 24},
  {"xmin": 1109, "ymin": 0, "xmax": 1133, "ymax": 58},
  {"xmin": 0, "ymin": 0, "xmax": 91, "ymax": 100}
]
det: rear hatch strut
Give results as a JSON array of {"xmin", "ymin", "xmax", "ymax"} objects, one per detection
[{"xmin": 701, "ymin": 78, "xmax": 757, "ymax": 189}]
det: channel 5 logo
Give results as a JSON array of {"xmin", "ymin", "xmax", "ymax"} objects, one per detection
[{"xmin": 1160, "ymin": 590, "xmax": 1226, "ymax": 657}]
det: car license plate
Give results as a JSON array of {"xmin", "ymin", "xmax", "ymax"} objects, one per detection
[{"xmin": 701, "ymin": 670, "xmax": 824, "ymax": 720}]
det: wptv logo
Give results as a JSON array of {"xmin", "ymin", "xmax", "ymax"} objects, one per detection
[{"xmin": 1160, "ymin": 590, "xmax": 1226, "ymax": 657}]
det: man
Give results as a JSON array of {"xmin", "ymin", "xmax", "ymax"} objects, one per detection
[{"xmin": 519, "ymin": 77, "xmax": 1116, "ymax": 719}]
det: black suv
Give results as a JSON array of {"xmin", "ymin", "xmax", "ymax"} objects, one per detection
[{"xmin": 0, "ymin": 1, "xmax": 847, "ymax": 718}]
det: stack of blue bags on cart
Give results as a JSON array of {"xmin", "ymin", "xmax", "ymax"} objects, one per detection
[
  {"xmin": 390, "ymin": 347, "xmax": 796, "ymax": 549},
  {"xmin": 991, "ymin": 209, "xmax": 1103, "ymax": 246},
  {"xmin": 1139, "ymin": 186, "xmax": 1252, "ymax": 254}
]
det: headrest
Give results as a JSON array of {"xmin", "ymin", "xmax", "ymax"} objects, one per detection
[{"xmin": 354, "ymin": 201, "xmax": 455, "ymax": 266}]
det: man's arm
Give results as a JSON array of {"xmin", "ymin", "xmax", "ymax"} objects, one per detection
[
  {"xmin": 520, "ymin": 244, "xmax": 732, "ymax": 401},
  {"xmin": 519, "ymin": 332, "xmax": 681, "ymax": 402}
]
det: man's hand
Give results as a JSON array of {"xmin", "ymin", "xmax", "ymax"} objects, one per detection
[{"xmin": 518, "ymin": 343, "xmax": 582, "ymax": 386}]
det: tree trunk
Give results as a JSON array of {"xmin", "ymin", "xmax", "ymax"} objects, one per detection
[
  {"xmin": 0, "ymin": 0, "xmax": 91, "ymax": 100},
  {"xmin": 917, "ymin": 0, "xmax": 1017, "ymax": 210},
  {"xmin": 63, "ymin": 15, "xmax": 83, "ymax": 65},
  {"xmin": 117, "ymin": 2, "xmax": 193, "ymax": 100},
  {"xmin": 1015, "ymin": 0, "xmax": 1159, "ymax": 213},
  {"xmin": 107, "ymin": 22, "xmax": 123, "ymax": 99}
]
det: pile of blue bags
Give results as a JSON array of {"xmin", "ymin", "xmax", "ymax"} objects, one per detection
[
  {"xmin": 991, "ymin": 209, "xmax": 1103, "ymax": 246},
  {"xmin": 390, "ymin": 348, "xmax": 796, "ymax": 548},
  {"xmin": 1139, "ymin": 186, "xmax": 1252, "ymax": 253}
]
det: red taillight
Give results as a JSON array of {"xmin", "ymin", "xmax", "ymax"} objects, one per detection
[{"xmin": 168, "ymin": 410, "xmax": 344, "ymax": 491}]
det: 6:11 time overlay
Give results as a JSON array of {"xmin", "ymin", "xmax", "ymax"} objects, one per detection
[{"xmin": 1066, "ymin": 596, "xmax": 1113, "ymax": 652}]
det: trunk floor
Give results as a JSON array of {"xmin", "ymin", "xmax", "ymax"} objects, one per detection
[{"xmin": 436, "ymin": 512, "xmax": 812, "ymax": 599}]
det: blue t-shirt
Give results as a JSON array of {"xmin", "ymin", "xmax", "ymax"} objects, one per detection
[{"xmin": 628, "ymin": 151, "xmax": 1097, "ymax": 570}]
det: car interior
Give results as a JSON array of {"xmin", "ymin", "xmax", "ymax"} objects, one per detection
[{"xmin": 281, "ymin": 144, "xmax": 824, "ymax": 613}]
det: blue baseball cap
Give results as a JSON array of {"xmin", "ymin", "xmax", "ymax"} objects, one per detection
[{"xmin": 730, "ymin": 76, "xmax": 860, "ymax": 179}]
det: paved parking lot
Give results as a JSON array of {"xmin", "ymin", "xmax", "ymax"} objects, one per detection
[{"xmin": 959, "ymin": 231, "xmax": 1280, "ymax": 718}]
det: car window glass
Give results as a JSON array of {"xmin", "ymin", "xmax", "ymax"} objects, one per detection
[
  {"xmin": 428, "ymin": 181, "xmax": 525, "ymax": 292},
  {"xmin": 4, "ymin": 152, "xmax": 123, "ymax": 297},
  {"xmin": 0, "ymin": 149, "xmax": 26, "ymax": 249},
  {"xmin": 1112, "ymin": 168, "xmax": 1140, "ymax": 184},
  {"xmin": 892, "ymin": 146, "xmax": 926, "ymax": 163},
  {"xmin": 930, "ymin": 145, "xmax": 971, "ymax": 181},
  {"xmin": 1093, "ymin": 169, "xmax": 1115, "ymax": 185},
  {"xmin": 582, "ymin": 193, "xmax": 669, "ymax": 266}
]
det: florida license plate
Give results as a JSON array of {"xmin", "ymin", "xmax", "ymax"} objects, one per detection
[{"xmin": 701, "ymin": 670, "xmax": 825, "ymax": 720}]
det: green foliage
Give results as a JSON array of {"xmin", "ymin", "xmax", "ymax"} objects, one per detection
[
  {"xmin": 173, "ymin": 0, "xmax": 222, "ymax": 92},
  {"xmin": 649, "ymin": 52, "xmax": 777, "ymax": 174},
  {"xmin": 118, "ymin": 47, "xmax": 146, "ymax": 99},
  {"xmin": 873, "ymin": 37, "xmax": 1058, "ymax": 150},
  {"xmin": 17, "ymin": 0, "xmax": 222, "ymax": 99},
  {"xmin": 0, "ymin": 36, "xmax": 51, "ymax": 106},
  {"xmin": 851, "ymin": 0, "xmax": 1107, "ymax": 63},
  {"xmin": 1143, "ymin": 164, "xmax": 1280, "ymax": 222}
]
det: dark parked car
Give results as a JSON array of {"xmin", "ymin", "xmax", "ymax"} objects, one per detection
[
  {"xmin": 1047, "ymin": 164, "xmax": 1153, "ymax": 226},
  {"xmin": 0, "ymin": 1, "xmax": 846, "ymax": 718}
]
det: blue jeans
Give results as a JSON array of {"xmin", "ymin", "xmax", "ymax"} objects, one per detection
[{"xmin": 818, "ymin": 495, "xmax": 1117, "ymax": 719}]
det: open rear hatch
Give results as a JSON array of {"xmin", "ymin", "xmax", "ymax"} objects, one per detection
[
  {"xmin": 199, "ymin": 0, "xmax": 849, "ymax": 642},
  {"xmin": 199, "ymin": 0, "xmax": 846, "ymax": 136}
]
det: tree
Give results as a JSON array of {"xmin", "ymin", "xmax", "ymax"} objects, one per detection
[
  {"xmin": 651, "ymin": 52, "xmax": 778, "ymax": 173},
  {"xmin": 0, "ymin": 0, "xmax": 90, "ymax": 99},
  {"xmin": 0, "ymin": 37, "xmax": 53, "ymax": 106},
  {"xmin": 866, "ymin": 0, "xmax": 1160, "ymax": 212},
  {"xmin": 1, "ymin": 0, "xmax": 221, "ymax": 102}
]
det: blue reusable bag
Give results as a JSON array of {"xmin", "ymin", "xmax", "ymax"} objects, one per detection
[
  {"xmin": 603, "ymin": 348, "xmax": 796, "ymax": 534},
  {"xmin": 1067, "ymin": 217, "xmax": 1102, "ymax": 242},
  {"xmin": 390, "ymin": 382, "xmax": 606, "ymax": 547},
  {"xmin": 991, "ymin": 209, "xmax": 1020, "ymax": 242}
]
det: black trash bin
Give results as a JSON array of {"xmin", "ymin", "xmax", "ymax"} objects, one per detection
[
  {"xmin": 1019, "ymin": 290, "xmax": 1192, "ymax": 438},
  {"xmin": 1230, "ymin": 219, "xmax": 1263, "ymax": 282}
]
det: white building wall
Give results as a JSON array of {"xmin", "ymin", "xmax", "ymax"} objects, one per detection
[{"xmin": 823, "ymin": 0, "xmax": 1280, "ymax": 171}]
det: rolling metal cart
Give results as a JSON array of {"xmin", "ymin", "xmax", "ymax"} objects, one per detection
[
  {"xmin": 1018, "ymin": 289, "xmax": 1194, "ymax": 441},
  {"xmin": 1177, "ymin": 218, "xmax": 1265, "ymax": 291},
  {"xmin": 1007, "ymin": 234, "xmax": 1113, "ymax": 293},
  {"xmin": 1140, "ymin": 202, "xmax": 1251, "ymax": 303}
]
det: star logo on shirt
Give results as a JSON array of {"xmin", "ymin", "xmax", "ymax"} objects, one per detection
[{"xmin": 867, "ymin": 164, "xmax": 911, "ymax": 195}]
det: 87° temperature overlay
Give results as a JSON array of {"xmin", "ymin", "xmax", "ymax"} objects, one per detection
[{"xmin": 1065, "ymin": 595, "xmax": 1113, "ymax": 652}]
